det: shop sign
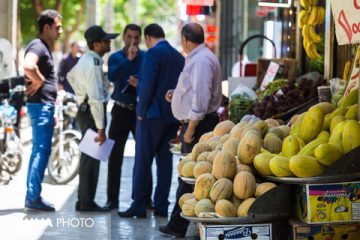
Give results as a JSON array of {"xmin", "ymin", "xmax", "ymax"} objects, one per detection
[
  {"xmin": 184, "ymin": 0, "xmax": 214, "ymax": 6},
  {"xmin": 257, "ymin": 0, "xmax": 291, "ymax": 8},
  {"xmin": 261, "ymin": 61, "xmax": 281, "ymax": 90},
  {"xmin": 330, "ymin": 0, "xmax": 360, "ymax": 45},
  {"xmin": 344, "ymin": 45, "xmax": 360, "ymax": 96}
]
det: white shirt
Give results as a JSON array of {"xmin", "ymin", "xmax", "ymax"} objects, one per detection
[
  {"xmin": 171, "ymin": 44, "xmax": 222, "ymax": 121},
  {"xmin": 67, "ymin": 50, "xmax": 109, "ymax": 129}
]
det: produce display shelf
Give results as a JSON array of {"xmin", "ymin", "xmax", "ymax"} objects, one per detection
[
  {"xmin": 261, "ymin": 146, "xmax": 360, "ymax": 184},
  {"xmin": 180, "ymin": 212, "xmax": 277, "ymax": 224},
  {"xmin": 263, "ymin": 174, "xmax": 360, "ymax": 184}
]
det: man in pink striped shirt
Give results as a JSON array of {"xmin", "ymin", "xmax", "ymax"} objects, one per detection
[{"xmin": 160, "ymin": 22, "xmax": 222, "ymax": 238}]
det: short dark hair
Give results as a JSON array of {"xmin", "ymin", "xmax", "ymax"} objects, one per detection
[
  {"xmin": 38, "ymin": 9, "xmax": 62, "ymax": 33},
  {"xmin": 123, "ymin": 24, "xmax": 141, "ymax": 36},
  {"xmin": 144, "ymin": 24, "xmax": 165, "ymax": 39},
  {"xmin": 181, "ymin": 23, "xmax": 205, "ymax": 44}
]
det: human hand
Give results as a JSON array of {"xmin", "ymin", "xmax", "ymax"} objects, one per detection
[
  {"xmin": 25, "ymin": 79, "xmax": 44, "ymax": 96},
  {"xmin": 128, "ymin": 75, "xmax": 138, "ymax": 87},
  {"xmin": 184, "ymin": 128, "xmax": 195, "ymax": 144},
  {"xmin": 95, "ymin": 129, "xmax": 106, "ymax": 145},
  {"xmin": 165, "ymin": 89, "xmax": 174, "ymax": 102},
  {"xmin": 137, "ymin": 116, "xmax": 143, "ymax": 121},
  {"xmin": 127, "ymin": 43, "xmax": 138, "ymax": 61}
]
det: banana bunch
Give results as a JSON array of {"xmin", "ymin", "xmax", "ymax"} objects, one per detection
[{"xmin": 298, "ymin": 0, "xmax": 325, "ymax": 60}]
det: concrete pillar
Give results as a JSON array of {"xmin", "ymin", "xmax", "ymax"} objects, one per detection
[{"xmin": 0, "ymin": 0, "xmax": 18, "ymax": 56}]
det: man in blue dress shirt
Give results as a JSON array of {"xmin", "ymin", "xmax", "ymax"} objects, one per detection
[
  {"xmin": 106, "ymin": 24, "xmax": 154, "ymax": 210},
  {"xmin": 118, "ymin": 24, "xmax": 184, "ymax": 218}
]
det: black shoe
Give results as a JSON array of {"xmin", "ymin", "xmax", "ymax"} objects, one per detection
[
  {"xmin": 104, "ymin": 201, "xmax": 119, "ymax": 210},
  {"xmin": 147, "ymin": 199, "xmax": 155, "ymax": 210},
  {"xmin": 118, "ymin": 208, "xmax": 146, "ymax": 218},
  {"xmin": 159, "ymin": 225, "xmax": 185, "ymax": 238},
  {"xmin": 25, "ymin": 197, "xmax": 55, "ymax": 212},
  {"xmin": 154, "ymin": 211, "xmax": 168, "ymax": 217},
  {"xmin": 75, "ymin": 202, "xmax": 110, "ymax": 212}
]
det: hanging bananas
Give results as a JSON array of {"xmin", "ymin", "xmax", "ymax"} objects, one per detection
[{"xmin": 298, "ymin": 0, "xmax": 325, "ymax": 60}]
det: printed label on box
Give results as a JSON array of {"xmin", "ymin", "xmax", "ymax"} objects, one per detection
[{"xmin": 204, "ymin": 224, "xmax": 272, "ymax": 240}]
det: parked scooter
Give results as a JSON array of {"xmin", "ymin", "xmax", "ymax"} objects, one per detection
[
  {"xmin": 47, "ymin": 90, "xmax": 81, "ymax": 184},
  {"xmin": 0, "ymin": 99, "xmax": 22, "ymax": 176}
]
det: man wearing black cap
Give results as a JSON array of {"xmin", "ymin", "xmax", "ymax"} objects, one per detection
[{"xmin": 67, "ymin": 25, "xmax": 119, "ymax": 211}]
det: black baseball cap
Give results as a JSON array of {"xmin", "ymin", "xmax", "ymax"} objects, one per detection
[{"xmin": 84, "ymin": 25, "xmax": 119, "ymax": 44}]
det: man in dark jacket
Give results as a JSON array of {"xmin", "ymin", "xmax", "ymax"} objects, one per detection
[{"xmin": 118, "ymin": 24, "xmax": 184, "ymax": 218}]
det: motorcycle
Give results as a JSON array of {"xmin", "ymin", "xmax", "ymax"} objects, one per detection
[
  {"xmin": 47, "ymin": 90, "xmax": 82, "ymax": 184},
  {"xmin": 0, "ymin": 97, "xmax": 23, "ymax": 180}
]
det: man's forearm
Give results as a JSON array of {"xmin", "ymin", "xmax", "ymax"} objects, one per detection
[{"xmin": 24, "ymin": 67, "xmax": 45, "ymax": 83}]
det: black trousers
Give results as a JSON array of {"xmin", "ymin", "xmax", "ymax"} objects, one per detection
[
  {"xmin": 106, "ymin": 104, "xmax": 152, "ymax": 204},
  {"xmin": 76, "ymin": 106, "xmax": 102, "ymax": 208},
  {"xmin": 168, "ymin": 113, "xmax": 219, "ymax": 234}
]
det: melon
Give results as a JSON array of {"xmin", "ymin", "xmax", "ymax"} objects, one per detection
[
  {"xmin": 194, "ymin": 173, "xmax": 216, "ymax": 200},
  {"xmin": 255, "ymin": 182, "xmax": 276, "ymax": 197},
  {"xmin": 179, "ymin": 193, "xmax": 195, "ymax": 209},
  {"xmin": 212, "ymin": 151, "xmax": 237, "ymax": 179},
  {"xmin": 209, "ymin": 178, "xmax": 233, "ymax": 202},
  {"xmin": 193, "ymin": 161, "xmax": 213, "ymax": 178},
  {"xmin": 182, "ymin": 198, "xmax": 198, "ymax": 216},
  {"xmin": 213, "ymin": 120, "xmax": 235, "ymax": 137},
  {"xmin": 233, "ymin": 171, "xmax": 256, "ymax": 199},
  {"xmin": 195, "ymin": 199, "xmax": 215, "ymax": 217},
  {"xmin": 215, "ymin": 199, "xmax": 237, "ymax": 217},
  {"xmin": 237, "ymin": 198, "xmax": 256, "ymax": 217}
]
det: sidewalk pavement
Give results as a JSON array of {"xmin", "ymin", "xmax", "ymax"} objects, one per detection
[{"xmin": 0, "ymin": 139, "xmax": 198, "ymax": 240}]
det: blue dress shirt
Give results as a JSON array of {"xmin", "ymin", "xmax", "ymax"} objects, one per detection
[{"xmin": 108, "ymin": 49, "xmax": 145, "ymax": 105}]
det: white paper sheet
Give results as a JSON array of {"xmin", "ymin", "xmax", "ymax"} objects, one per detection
[{"xmin": 78, "ymin": 129, "xmax": 115, "ymax": 162}]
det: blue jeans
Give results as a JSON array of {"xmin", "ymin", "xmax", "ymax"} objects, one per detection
[{"xmin": 26, "ymin": 103, "xmax": 55, "ymax": 202}]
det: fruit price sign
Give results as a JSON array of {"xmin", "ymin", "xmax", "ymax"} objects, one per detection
[{"xmin": 330, "ymin": 0, "xmax": 360, "ymax": 45}]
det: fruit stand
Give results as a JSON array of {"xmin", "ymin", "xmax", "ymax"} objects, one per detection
[{"xmin": 174, "ymin": 1, "xmax": 360, "ymax": 239}]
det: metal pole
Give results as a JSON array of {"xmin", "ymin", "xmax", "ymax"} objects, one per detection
[{"xmin": 324, "ymin": 0, "xmax": 334, "ymax": 80}]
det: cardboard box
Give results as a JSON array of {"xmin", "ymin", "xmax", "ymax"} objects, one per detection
[
  {"xmin": 199, "ymin": 222, "xmax": 272, "ymax": 240},
  {"xmin": 289, "ymin": 219, "xmax": 360, "ymax": 240},
  {"xmin": 295, "ymin": 181, "xmax": 360, "ymax": 224}
]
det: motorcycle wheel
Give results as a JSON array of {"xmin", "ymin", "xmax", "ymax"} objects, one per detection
[
  {"xmin": 2, "ymin": 151, "xmax": 22, "ymax": 174},
  {"xmin": 48, "ymin": 132, "xmax": 81, "ymax": 184}
]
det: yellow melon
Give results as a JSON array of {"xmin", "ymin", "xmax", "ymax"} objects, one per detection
[{"xmin": 289, "ymin": 155, "xmax": 326, "ymax": 177}]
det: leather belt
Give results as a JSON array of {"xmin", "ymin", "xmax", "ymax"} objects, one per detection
[
  {"xmin": 114, "ymin": 101, "xmax": 135, "ymax": 110},
  {"xmin": 179, "ymin": 112, "xmax": 218, "ymax": 125}
]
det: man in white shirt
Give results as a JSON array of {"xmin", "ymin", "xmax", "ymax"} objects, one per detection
[
  {"xmin": 67, "ymin": 25, "xmax": 119, "ymax": 211},
  {"xmin": 160, "ymin": 22, "xmax": 222, "ymax": 237}
]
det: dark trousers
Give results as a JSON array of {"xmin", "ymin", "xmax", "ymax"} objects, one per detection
[
  {"xmin": 107, "ymin": 104, "xmax": 153, "ymax": 204},
  {"xmin": 130, "ymin": 119, "xmax": 178, "ymax": 215},
  {"xmin": 107, "ymin": 104, "xmax": 135, "ymax": 204},
  {"xmin": 76, "ymin": 106, "xmax": 101, "ymax": 208},
  {"xmin": 168, "ymin": 114, "xmax": 219, "ymax": 234}
]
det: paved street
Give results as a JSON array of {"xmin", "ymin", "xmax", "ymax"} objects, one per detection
[{"xmin": 0, "ymin": 137, "xmax": 198, "ymax": 240}]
